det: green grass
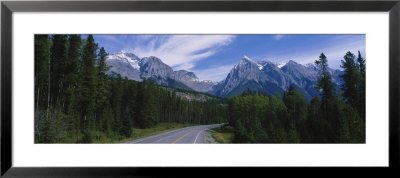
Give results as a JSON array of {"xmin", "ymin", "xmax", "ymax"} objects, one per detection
[
  {"xmin": 49, "ymin": 122, "xmax": 197, "ymax": 143},
  {"xmin": 209, "ymin": 125, "xmax": 234, "ymax": 143}
]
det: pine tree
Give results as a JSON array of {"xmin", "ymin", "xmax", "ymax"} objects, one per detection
[
  {"xmin": 283, "ymin": 86, "xmax": 307, "ymax": 141},
  {"xmin": 315, "ymin": 53, "xmax": 337, "ymax": 142},
  {"xmin": 79, "ymin": 34, "xmax": 98, "ymax": 130},
  {"xmin": 120, "ymin": 107, "xmax": 133, "ymax": 137},
  {"xmin": 356, "ymin": 51, "xmax": 366, "ymax": 120},
  {"xmin": 340, "ymin": 51, "xmax": 360, "ymax": 109},
  {"xmin": 307, "ymin": 96, "xmax": 321, "ymax": 142},
  {"xmin": 139, "ymin": 80, "xmax": 158, "ymax": 128},
  {"xmin": 63, "ymin": 35, "xmax": 81, "ymax": 113},
  {"xmin": 111, "ymin": 74, "xmax": 123, "ymax": 135},
  {"xmin": 315, "ymin": 53, "xmax": 335, "ymax": 108},
  {"xmin": 96, "ymin": 47, "xmax": 111, "ymax": 119},
  {"xmin": 283, "ymin": 86, "xmax": 307, "ymax": 126},
  {"xmin": 135, "ymin": 77, "xmax": 145, "ymax": 127},
  {"xmin": 357, "ymin": 51, "xmax": 366, "ymax": 74},
  {"xmin": 34, "ymin": 35, "xmax": 51, "ymax": 110},
  {"xmin": 50, "ymin": 35, "xmax": 68, "ymax": 108}
]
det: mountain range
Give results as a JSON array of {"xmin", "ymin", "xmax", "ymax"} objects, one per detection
[{"xmin": 106, "ymin": 51, "xmax": 343, "ymax": 99}]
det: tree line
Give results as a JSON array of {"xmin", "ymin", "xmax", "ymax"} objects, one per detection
[
  {"xmin": 34, "ymin": 34, "xmax": 227, "ymax": 143},
  {"xmin": 227, "ymin": 52, "xmax": 366, "ymax": 143},
  {"xmin": 35, "ymin": 34, "xmax": 365, "ymax": 143}
]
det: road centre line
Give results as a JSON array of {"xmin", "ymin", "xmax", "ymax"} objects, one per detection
[
  {"xmin": 171, "ymin": 130, "xmax": 193, "ymax": 144},
  {"xmin": 133, "ymin": 127, "xmax": 188, "ymax": 143}
]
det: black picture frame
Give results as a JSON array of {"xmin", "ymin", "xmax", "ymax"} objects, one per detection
[{"xmin": 1, "ymin": 0, "xmax": 399, "ymax": 177}]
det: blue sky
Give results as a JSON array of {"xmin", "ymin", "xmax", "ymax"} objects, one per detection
[{"xmin": 92, "ymin": 34, "xmax": 365, "ymax": 82}]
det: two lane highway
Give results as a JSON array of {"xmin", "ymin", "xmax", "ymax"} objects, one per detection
[{"xmin": 126, "ymin": 124, "xmax": 223, "ymax": 144}]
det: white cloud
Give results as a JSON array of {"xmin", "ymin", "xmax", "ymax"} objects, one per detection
[
  {"xmin": 274, "ymin": 35, "xmax": 285, "ymax": 40},
  {"xmin": 266, "ymin": 37, "xmax": 365, "ymax": 69},
  {"xmin": 296, "ymin": 44, "xmax": 365, "ymax": 69},
  {"xmin": 193, "ymin": 64, "xmax": 235, "ymax": 82},
  {"xmin": 133, "ymin": 35, "xmax": 236, "ymax": 70}
]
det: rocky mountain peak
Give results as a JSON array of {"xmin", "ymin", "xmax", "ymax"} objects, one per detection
[{"xmin": 106, "ymin": 51, "xmax": 217, "ymax": 92}]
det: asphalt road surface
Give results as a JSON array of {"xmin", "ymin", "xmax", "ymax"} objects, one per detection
[{"xmin": 126, "ymin": 124, "xmax": 223, "ymax": 144}]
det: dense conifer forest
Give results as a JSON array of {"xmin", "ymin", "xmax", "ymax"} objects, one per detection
[
  {"xmin": 35, "ymin": 34, "xmax": 365, "ymax": 143},
  {"xmin": 34, "ymin": 35, "xmax": 227, "ymax": 143},
  {"xmin": 227, "ymin": 53, "xmax": 366, "ymax": 143}
]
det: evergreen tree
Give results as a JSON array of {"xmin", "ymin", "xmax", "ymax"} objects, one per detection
[
  {"xmin": 283, "ymin": 86, "xmax": 307, "ymax": 141},
  {"xmin": 356, "ymin": 51, "xmax": 366, "ymax": 119},
  {"xmin": 340, "ymin": 51, "xmax": 360, "ymax": 108},
  {"xmin": 95, "ymin": 47, "xmax": 111, "ymax": 119},
  {"xmin": 315, "ymin": 53, "xmax": 335, "ymax": 112},
  {"xmin": 283, "ymin": 86, "xmax": 307, "ymax": 127},
  {"xmin": 337, "ymin": 100, "xmax": 365, "ymax": 143},
  {"xmin": 307, "ymin": 96, "xmax": 321, "ymax": 142},
  {"xmin": 63, "ymin": 35, "xmax": 81, "ymax": 113},
  {"xmin": 135, "ymin": 78, "xmax": 145, "ymax": 127},
  {"xmin": 315, "ymin": 53, "xmax": 337, "ymax": 142},
  {"xmin": 34, "ymin": 35, "xmax": 50, "ymax": 110},
  {"xmin": 120, "ymin": 107, "xmax": 133, "ymax": 137},
  {"xmin": 357, "ymin": 51, "xmax": 366, "ymax": 74},
  {"xmin": 143, "ymin": 81, "xmax": 158, "ymax": 127},
  {"xmin": 50, "ymin": 35, "xmax": 68, "ymax": 108},
  {"xmin": 79, "ymin": 34, "xmax": 98, "ymax": 130},
  {"xmin": 111, "ymin": 74, "xmax": 123, "ymax": 136}
]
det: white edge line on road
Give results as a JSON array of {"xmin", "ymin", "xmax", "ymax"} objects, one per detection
[{"xmin": 194, "ymin": 128, "xmax": 206, "ymax": 144}]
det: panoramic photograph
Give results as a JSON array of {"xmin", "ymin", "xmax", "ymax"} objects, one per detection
[{"xmin": 34, "ymin": 34, "xmax": 366, "ymax": 144}]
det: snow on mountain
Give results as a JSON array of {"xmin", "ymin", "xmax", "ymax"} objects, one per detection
[
  {"xmin": 277, "ymin": 62, "xmax": 287, "ymax": 68},
  {"xmin": 108, "ymin": 51, "xmax": 141, "ymax": 70},
  {"xmin": 212, "ymin": 56, "xmax": 343, "ymax": 99},
  {"xmin": 212, "ymin": 56, "xmax": 283, "ymax": 97},
  {"xmin": 106, "ymin": 51, "xmax": 343, "ymax": 99},
  {"xmin": 106, "ymin": 51, "xmax": 217, "ymax": 92},
  {"xmin": 106, "ymin": 51, "xmax": 142, "ymax": 81},
  {"xmin": 257, "ymin": 64, "xmax": 263, "ymax": 70}
]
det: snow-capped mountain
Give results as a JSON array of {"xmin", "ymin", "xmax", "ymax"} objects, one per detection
[
  {"xmin": 106, "ymin": 51, "xmax": 216, "ymax": 92},
  {"xmin": 211, "ymin": 56, "xmax": 343, "ymax": 99},
  {"xmin": 212, "ymin": 56, "xmax": 286, "ymax": 98},
  {"xmin": 106, "ymin": 52, "xmax": 342, "ymax": 99}
]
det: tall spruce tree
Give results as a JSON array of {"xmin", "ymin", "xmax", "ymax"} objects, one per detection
[
  {"xmin": 111, "ymin": 74, "xmax": 123, "ymax": 136},
  {"xmin": 283, "ymin": 86, "xmax": 307, "ymax": 127},
  {"xmin": 34, "ymin": 35, "xmax": 51, "ymax": 142},
  {"xmin": 120, "ymin": 107, "xmax": 133, "ymax": 137},
  {"xmin": 34, "ymin": 35, "xmax": 51, "ymax": 110},
  {"xmin": 50, "ymin": 35, "xmax": 68, "ymax": 108},
  {"xmin": 63, "ymin": 35, "xmax": 81, "ymax": 113},
  {"xmin": 283, "ymin": 86, "xmax": 307, "ymax": 140},
  {"xmin": 315, "ymin": 53, "xmax": 335, "ymax": 113},
  {"xmin": 136, "ymin": 79, "xmax": 158, "ymax": 128},
  {"xmin": 96, "ymin": 47, "xmax": 111, "ymax": 117},
  {"xmin": 340, "ymin": 51, "xmax": 360, "ymax": 108},
  {"xmin": 315, "ymin": 53, "xmax": 337, "ymax": 142},
  {"xmin": 357, "ymin": 51, "xmax": 366, "ymax": 74},
  {"xmin": 79, "ymin": 34, "xmax": 98, "ymax": 130},
  {"xmin": 307, "ymin": 96, "xmax": 322, "ymax": 142},
  {"xmin": 356, "ymin": 51, "xmax": 366, "ymax": 119}
]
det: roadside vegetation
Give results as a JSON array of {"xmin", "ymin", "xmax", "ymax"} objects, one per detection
[{"xmin": 209, "ymin": 125, "xmax": 234, "ymax": 143}]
